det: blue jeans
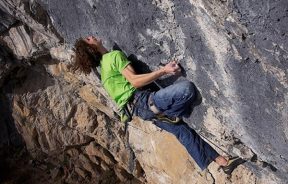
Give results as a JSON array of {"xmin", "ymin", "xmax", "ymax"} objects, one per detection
[{"xmin": 132, "ymin": 81, "xmax": 219, "ymax": 170}]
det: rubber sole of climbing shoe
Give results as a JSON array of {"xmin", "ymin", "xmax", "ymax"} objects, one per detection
[
  {"xmin": 221, "ymin": 157, "xmax": 246, "ymax": 175},
  {"xmin": 155, "ymin": 114, "xmax": 181, "ymax": 124}
]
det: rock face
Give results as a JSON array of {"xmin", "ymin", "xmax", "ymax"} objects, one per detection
[{"xmin": 0, "ymin": 0, "xmax": 287, "ymax": 183}]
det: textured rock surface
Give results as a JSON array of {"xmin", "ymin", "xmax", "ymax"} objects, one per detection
[
  {"xmin": 0, "ymin": 0, "xmax": 287, "ymax": 183},
  {"xmin": 129, "ymin": 117, "xmax": 263, "ymax": 184}
]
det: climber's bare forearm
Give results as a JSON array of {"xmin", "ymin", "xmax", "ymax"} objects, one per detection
[{"xmin": 121, "ymin": 65, "xmax": 166, "ymax": 88}]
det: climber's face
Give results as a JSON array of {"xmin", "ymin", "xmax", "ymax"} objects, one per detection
[{"xmin": 84, "ymin": 36, "xmax": 103, "ymax": 50}]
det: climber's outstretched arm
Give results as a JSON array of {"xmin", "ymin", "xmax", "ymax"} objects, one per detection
[{"xmin": 121, "ymin": 61, "xmax": 181, "ymax": 88}]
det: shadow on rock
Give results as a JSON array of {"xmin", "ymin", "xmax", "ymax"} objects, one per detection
[{"xmin": 2, "ymin": 65, "xmax": 55, "ymax": 95}]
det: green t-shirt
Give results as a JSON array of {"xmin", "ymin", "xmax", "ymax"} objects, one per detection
[{"xmin": 100, "ymin": 50, "xmax": 136, "ymax": 109}]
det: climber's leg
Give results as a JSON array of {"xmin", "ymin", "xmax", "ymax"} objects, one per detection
[
  {"xmin": 154, "ymin": 120, "xmax": 219, "ymax": 170},
  {"xmin": 131, "ymin": 88, "xmax": 220, "ymax": 170},
  {"xmin": 152, "ymin": 80, "xmax": 196, "ymax": 118}
]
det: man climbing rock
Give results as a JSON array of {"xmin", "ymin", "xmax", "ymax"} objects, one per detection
[{"xmin": 73, "ymin": 36, "xmax": 245, "ymax": 174}]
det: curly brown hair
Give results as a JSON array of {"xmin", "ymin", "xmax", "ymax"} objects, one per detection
[{"xmin": 73, "ymin": 39, "xmax": 102, "ymax": 74}]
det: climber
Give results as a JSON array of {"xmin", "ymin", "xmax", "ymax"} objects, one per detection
[{"xmin": 73, "ymin": 36, "xmax": 245, "ymax": 174}]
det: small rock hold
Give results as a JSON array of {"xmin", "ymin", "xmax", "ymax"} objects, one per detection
[
  {"xmin": 38, "ymin": 164, "xmax": 48, "ymax": 170},
  {"xmin": 232, "ymin": 143, "xmax": 254, "ymax": 159},
  {"xmin": 50, "ymin": 167, "xmax": 62, "ymax": 179},
  {"xmin": 242, "ymin": 33, "xmax": 247, "ymax": 41},
  {"xmin": 75, "ymin": 167, "xmax": 89, "ymax": 179},
  {"xmin": 100, "ymin": 161, "xmax": 110, "ymax": 171}
]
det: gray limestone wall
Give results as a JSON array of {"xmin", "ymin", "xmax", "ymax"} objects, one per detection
[
  {"xmin": 37, "ymin": 0, "xmax": 287, "ymax": 175},
  {"xmin": 0, "ymin": 0, "xmax": 287, "ymax": 183}
]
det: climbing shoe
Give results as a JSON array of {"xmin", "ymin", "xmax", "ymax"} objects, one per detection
[
  {"xmin": 221, "ymin": 157, "xmax": 246, "ymax": 175},
  {"xmin": 155, "ymin": 114, "xmax": 181, "ymax": 124}
]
